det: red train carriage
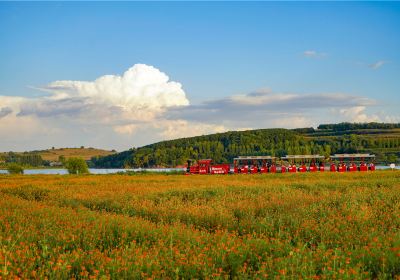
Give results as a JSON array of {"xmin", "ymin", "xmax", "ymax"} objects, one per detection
[
  {"xmin": 281, "ymin": 155, "xmax": 325, "ymax": 173},
  {"xmin": 329, "ymin": 154, "xmax": 375, "ymax": 172},
  {"xmin": 233, "ymin": 156, "xmax": 277, "ymax": 174},
  {"xmin": 186, "ymin": 159, "xmax": 230, "ymax": 175}
]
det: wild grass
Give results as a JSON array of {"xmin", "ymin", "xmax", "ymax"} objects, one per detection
[{"xmin": 0, "ymin": 171, "xmax": 399, "ymax": 279}]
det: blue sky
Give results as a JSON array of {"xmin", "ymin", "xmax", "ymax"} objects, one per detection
[{"xmin": 0, "ymin": 2, "xmax": 399, "ymax": 151}]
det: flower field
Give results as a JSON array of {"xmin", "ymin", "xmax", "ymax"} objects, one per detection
[{"xmin": 0, "ymin": 171, "xmax": 399, "ymax": 279}]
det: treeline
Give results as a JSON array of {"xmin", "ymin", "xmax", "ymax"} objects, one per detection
[
  {"xmin": 317, "ymin": 122, "xmax": 400, "ymax": 131},
  {"xmin": 92, "ymin": 125, "xmax": 400, "ymax": 168},
  {"xmin": 128, "ymin": 129, "xmax": 305, "ymax": 167},
  {"xmin": 93, "ymin": 129, "xmax": 301, "ymax": 167},
  {"xmin": 0, "ymin": 152, "xmax": 44, "ymax": 167},
  {"xmin": 90, "ymin": 150, "xmax": 134, "ymax": 169}
]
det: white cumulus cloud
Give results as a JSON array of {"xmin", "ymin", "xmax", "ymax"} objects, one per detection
[
  {"xmin": 46, "ymin": 64, "xmax": 188, "ymax": 109},
  {"xmin": 337, "ymin": 106, "xmax": 381, "ymax": 122},
  {"xmin": 0, "ymin": 64, "xmax": 192, "ymax": 150},
  {"xmin": 20, "ymin": 64, "xmax": 189, "ymax": 123}
]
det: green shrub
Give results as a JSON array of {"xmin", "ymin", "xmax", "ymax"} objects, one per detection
[
  {"xmin": 7, "ymin": 163, "xmax": 24, "ymax": 174},
  {"xmin": 1, "ymin": 184, "xmax": 49, "ymax": 201},
  {"xmin": 64, "ymin": 157, "xmax": 89, "ymax": 174}
]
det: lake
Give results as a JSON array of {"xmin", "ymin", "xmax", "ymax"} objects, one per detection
[{"xmin": 0, "ymin": 168, "xmax": 185, "ymax": 175}]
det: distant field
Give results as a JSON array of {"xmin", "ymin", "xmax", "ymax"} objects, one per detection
[
  {"xmin": 305, "ymin": 128, "xmax": 400, "ymax": 137},
  {"xmin": 38, "ymin": 148, "xmax": 116, "ymax": 161},
  {"xmin": 0, "ymin": 172, "xmax": 399, "ymax": 279},
  {"xmin": 1, "ymin": 148, "xmax": 116, "ymax": 162}
]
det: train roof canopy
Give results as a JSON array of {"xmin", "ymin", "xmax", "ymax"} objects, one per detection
[
  {"xmin": 330, "ymin": 153, "xmax": 375, "ymax": 159},
  {"xmin": 281, "ymin": 155, "xmax": 325, "ymax": 159},
  {"xmin": 234, "ymin": 156, "xmax": 276, "ymax": 160},
  {"xmin": 198, "ymin": 159, "xmax": 213, "ymax": 163}
]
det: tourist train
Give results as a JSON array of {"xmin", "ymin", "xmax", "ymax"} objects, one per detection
[{"xmin": 186, "ymin": 154, "xmax": 375, "ymax": 174}]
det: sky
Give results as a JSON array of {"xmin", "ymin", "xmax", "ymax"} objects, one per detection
[{"xmin": 0, "ymin": 2, "xmax": 399, "ymax": 152}]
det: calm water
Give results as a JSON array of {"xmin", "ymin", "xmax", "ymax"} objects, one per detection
[
  {"xmin": 0, "ymin": 168, "xmax": 185, "ymax": 175},
  {"xmin": 0, "ymin": 166, "xmax": 398, "ymax": 175}
]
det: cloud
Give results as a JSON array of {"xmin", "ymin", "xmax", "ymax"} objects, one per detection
[
  {"xmin": 369, "ymin": 60, "xmax": 387, "ymax": 70},
  {"xmin": 333, "ymin": 107, "xmax": 400, "ymax": 123},
  {"xmin": 0, "ymin": 107, "xmax": 12, "ymax": 118},
  {"xmin": 303, "ymin": 50, "xmax": 327, "ymax": 58},
  {"xmin": 0, "ymin": 64, "xmax": 237, "ymax": 151},
  {"xmin": 0, "ymin": 64, "xmax": 193, "ymax": 150},
  {"xmin": 0, "ymin": 64, "xmax": 398, "ymax": 151},
  {"xmin": 337, "ymin": 106, "xmax": 380, "ymax": 122},
  {"xmin": 20, "ymin": 64, "xmax": 189, "ymax": 122},
  {"xmin": 155, "ymin": 120, "xmax": 227, "ymax": 140},
  {"xmin": 166, "ymin": 90, "xmax": 376, "ymax": 127},
  {"xmin": 382, "ymin": 115, "xmax": 400, "ymax": 123},
  {"xmin": 113, "ymin": 124, "xmax": 138, "ymax": 135},
  {"xmin": 113, "ymin": 119, "xmax": 228, "ymax": 141}
]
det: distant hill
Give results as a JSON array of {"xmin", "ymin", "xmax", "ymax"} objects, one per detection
[
  {"xmin": 36, "ymin": 147, "xmax": 116, "ymax": 161},
  {"xmin": 92, "ymin": 122, "xmax": 400, "ymax": 168},
  {"xmin": 0, "ymin": 147, "xmax": 116, "ymax": 167}
]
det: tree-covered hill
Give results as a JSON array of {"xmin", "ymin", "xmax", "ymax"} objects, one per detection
[{"xmin": 92, "ymin": 123, "xmax": 400, "ymax": 168}]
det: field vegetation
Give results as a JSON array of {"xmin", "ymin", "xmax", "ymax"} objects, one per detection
[{"xmin": 0, "ymin": 171, "xmax": 399, "ymax": 279}]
